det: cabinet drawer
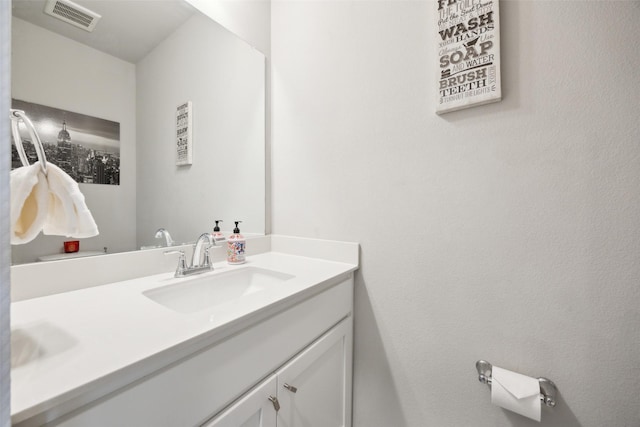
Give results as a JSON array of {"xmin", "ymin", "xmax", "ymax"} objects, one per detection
[{"xmin": 50, "ymin": 278, "xmax": 353, "ymax": 427}]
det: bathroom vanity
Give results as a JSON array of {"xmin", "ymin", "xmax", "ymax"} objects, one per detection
[{"xmin": 11, "ymin": 236, "xmax": 358, "ymax": 427}]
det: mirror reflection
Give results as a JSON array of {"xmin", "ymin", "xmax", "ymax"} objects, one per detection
[{"xmin": 10, "ymin": 0, "xmax": 266, "ymax": 265}]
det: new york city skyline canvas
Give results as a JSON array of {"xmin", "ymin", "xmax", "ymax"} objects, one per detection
[{"xmin": 11, "ymin": 99, "xmax": 120, "ymax": 185}]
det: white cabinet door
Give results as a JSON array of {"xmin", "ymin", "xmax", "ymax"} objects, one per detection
[
  {"xmin": 203, "ymin": 317, "xmax": 352, "ymax": 427},
  {"xmin": 277, "ymin": 317, "xmax": 352, "ymax": 427},
  {"xmin": 203, "ymin": 375, "xmax": 277, "ymax": 427}
]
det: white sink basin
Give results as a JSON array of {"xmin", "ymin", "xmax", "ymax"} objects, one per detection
[{"xmin": 143, "ymin": 267, "xmax": 295, "ymax": 314}]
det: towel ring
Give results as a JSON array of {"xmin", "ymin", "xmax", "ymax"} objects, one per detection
[{"xmin": 10, "ymin": 109, "xmax": 48, "ymax": 175}]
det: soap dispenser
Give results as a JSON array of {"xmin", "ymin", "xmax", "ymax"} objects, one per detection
[
  {"xmin": 212, "ymin": 220, "xmax": 225, "ymax": 242},
  {"xmin": 227, "ymin": 221, "xmax": 246, "ymax": 264}
]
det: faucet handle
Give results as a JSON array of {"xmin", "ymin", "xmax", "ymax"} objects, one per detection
[
  {"xmin": 164, "ymin": 249, "xmax": 184, "ymax": 256},
  {"xmin": 203, "ymin": 247, "xmax": 213, "ymax": 269},
  {"xmin": 164, "ymin": 250, "xmax": 187, "ymax": 276}
]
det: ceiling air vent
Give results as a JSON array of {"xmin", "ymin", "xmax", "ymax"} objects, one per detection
[{"xmin": 43, "ymin": 0, "xmax": 101, "ymax": 32}]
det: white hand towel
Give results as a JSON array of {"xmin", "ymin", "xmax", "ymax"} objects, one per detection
[
  {"xmin": 10, "ymin": 163, "xmax": 49, "ymax": 244},
  {"xmin": 43, "ymin": 163, "xmax": 99, "ymax": 238}
]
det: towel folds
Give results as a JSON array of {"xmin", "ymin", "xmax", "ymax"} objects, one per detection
[
  {"xmin": 10, "ymin": 163, "xmax": 49, "ymax": 245},
  {"xmin": 43, "ymin": 163, "xmax": 99, "ymax": 238},
  {"xmin": 10, "ymin": 161, "xmax": 99, "ymax": 245}
]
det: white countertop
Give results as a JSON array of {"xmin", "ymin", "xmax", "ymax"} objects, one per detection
[{"xmin": 11, "ymin": 251, "xmax": 357, "ymax": 425}]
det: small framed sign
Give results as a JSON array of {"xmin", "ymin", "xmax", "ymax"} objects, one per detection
[
  {"xmin": 176, "ymin": 101, "xmax": 192, "ymax": 165},
  {"xmin": 436, "ymin": 0, "xmax": 502, "ymax": 114}
]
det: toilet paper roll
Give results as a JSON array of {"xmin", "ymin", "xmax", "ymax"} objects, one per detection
[{"xmin": 491, "ymin": 366, "xmax": 541, "ymax": 422}]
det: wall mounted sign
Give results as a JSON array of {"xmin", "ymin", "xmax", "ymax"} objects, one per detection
[
  {"xmin": 176, "ymin": 101, "xmax": 193, "ymax": 165},
  {"xmin": 436, "ymin": 0, "xmax": 502, "ymax": 114},
  {"xmin": 11, "ymin": 98, "xmax": 121, "ymax": 185}
]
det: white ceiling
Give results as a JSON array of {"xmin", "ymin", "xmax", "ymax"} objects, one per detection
[{"xmin": 12, "ymin": 0, "xmax": 198, "ymax": 63}]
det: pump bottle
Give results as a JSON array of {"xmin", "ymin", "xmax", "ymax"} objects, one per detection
[
  {"xmin": 212, "ymin": 220, "xmax": 225, "ymax": 242},
  {"xmin": 227, "ymin": 221, "xmax": 246, "ymax": 264}
]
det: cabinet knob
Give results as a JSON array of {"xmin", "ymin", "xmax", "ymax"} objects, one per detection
[
  {"xmin": 283, "ymin": 383, "xmax": 298, "ymax": 393},
  {"xmin": 268, "ymin": 395, "xmax": 280, "ymax": 411}
]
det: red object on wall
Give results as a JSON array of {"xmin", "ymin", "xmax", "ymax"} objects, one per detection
[{"xmin": 64, "ymin": 241, "xmax": 79, "ymax": 253}]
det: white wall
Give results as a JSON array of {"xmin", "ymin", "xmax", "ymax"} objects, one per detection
[
  {"xmin": 136, "ymin": 13, "xmax": 265, "ymax": 246},
  {"xmin": 186, "ymin": 0, "xmax": 270, "ymax": 57},
  {"xmin": 271, "ymin": 1, "xmax": 640, "ymax": 426},
  {"xmin": 11, "ymin": 18, "xmax": 136, "ymax": 263}
]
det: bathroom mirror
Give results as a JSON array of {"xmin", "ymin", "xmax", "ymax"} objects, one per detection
[{"xmin": 10, "ymin": 0, "xmax": 266, "ymax": 264}]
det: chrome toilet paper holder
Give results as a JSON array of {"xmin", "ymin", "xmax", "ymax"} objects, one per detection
[{"xmin": 476, "ymin": 360, "xmax": 558, "ymax": 407}]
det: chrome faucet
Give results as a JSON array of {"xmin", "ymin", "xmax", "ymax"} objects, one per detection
[
  {"xmin": 165, "ymin": 232, "xmax": 218, "ymax": 278},
  {"xmin": 155, "ymin": 228, "xmax": 174, "ymax": 247},
  {"xmin": 192, "ymin": 232, "xmax": 216, "ymax": 268}
]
